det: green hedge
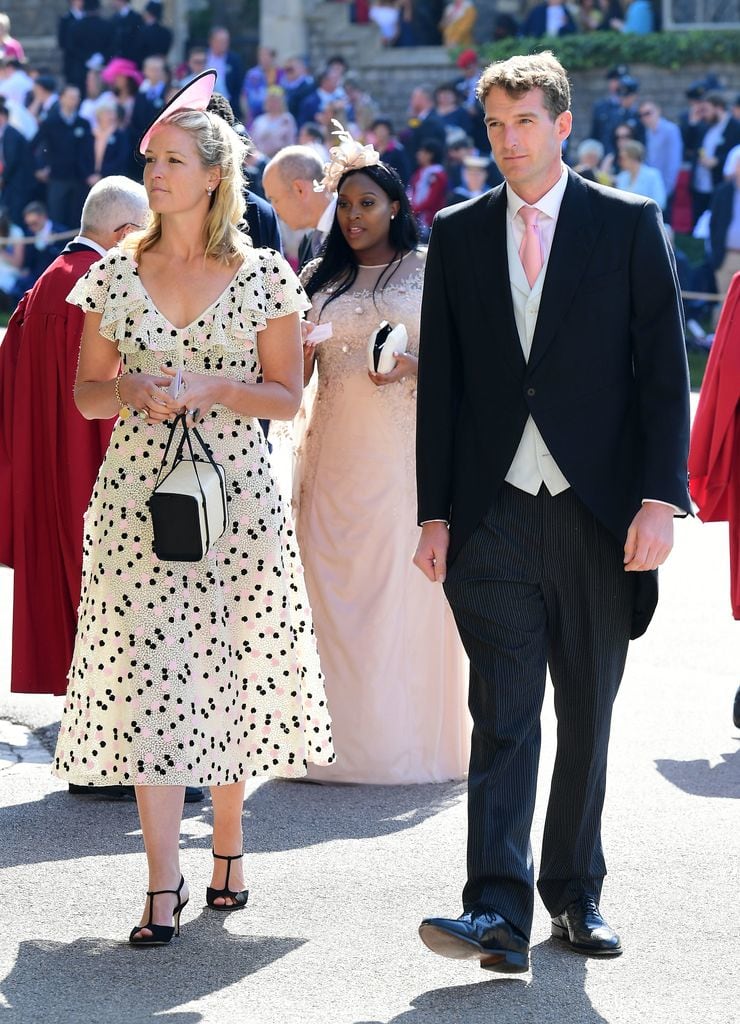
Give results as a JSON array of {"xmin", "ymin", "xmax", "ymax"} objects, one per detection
[{"xmin": 471, "ymin": 29, "xmax": 740, "ymax": 71}]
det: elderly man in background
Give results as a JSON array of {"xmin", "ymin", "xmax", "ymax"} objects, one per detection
[
  {"xmin": 0, "ymin": 177, "xmax": 147, "ymax": 704},
  {"xmin": 262, "ymin": 145, "xmax": 336, "ymax": 267}
]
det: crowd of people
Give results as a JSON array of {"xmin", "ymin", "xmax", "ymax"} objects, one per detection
[
  {"xmin": 344, "ymin": 0, "xmax": 662, "ymax": 47},
  {"xmin": 0, "ymin": 2, "xmax": 737, "ymax": 324},
  {"xmin": 0, "ymin": 1, "xmax": 736, "ymax": 975}
]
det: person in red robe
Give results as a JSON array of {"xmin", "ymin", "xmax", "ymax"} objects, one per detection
[
  {"xmin": 688, "ymin": 272, "xmax": 740, "ymax": 725},
  {"xmin": 0, "ymin": 175, "xmax": 149, "ymax": 696}
]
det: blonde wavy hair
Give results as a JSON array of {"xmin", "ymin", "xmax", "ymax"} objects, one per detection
[{"xmin": 125, "ymin": 108, "xmax": 251, "ymax": 265}]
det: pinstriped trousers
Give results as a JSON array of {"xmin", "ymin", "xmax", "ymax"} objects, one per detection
[{"xmin": 444, "ymin": 483, "xmax": 634, "ymax": 938}]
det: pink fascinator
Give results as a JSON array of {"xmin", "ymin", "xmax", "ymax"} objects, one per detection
[
  {"xmin": 138, "ymin": 69, "xmax": 217, "ymax": 155},
  {"xmin": 313, "ymin": 120, "xmax": 381, "ymax": 193}
]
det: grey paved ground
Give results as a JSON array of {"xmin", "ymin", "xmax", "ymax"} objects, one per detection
[{"xmin": 1, "ymin": 409, "xmax": 738, "ymax": 1023}]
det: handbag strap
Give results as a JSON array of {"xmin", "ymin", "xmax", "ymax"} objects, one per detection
[
  {"xmin": 153, "ymin": 413, "xmax": 186, "ymax": 489},
  {"xmin": 190, "ymin": 423, "xmax": 228, "ymax": 534},
  {"xmin": 153, "ymin": 413, "xmax": 228, "ymax": 552},
  {"xmin": 180, "ymin": 419, "xmax": 211, "ymax": 552}
]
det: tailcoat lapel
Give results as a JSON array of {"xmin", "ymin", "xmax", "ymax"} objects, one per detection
[
  {"xmin": 528, "ymin": 170, "xmax": 600, "ymax": 371},
  {"xmin": 470, "ymin": 185, "xmax": 525, "ymax": 378}
]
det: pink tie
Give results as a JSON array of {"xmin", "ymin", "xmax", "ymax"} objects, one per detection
[{"xmin": 518, "ymin": 206, "xmax": 543, "ymax": 288}]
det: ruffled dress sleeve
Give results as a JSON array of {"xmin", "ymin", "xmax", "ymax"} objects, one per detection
[
  {"xmin": 249, "ymin": 248, "xmax": 311, "ymax": 331},
  {"xmin": 66, "ymin": 249, "xmax": 137, "ymax": 349},
  {"xmin": 66, "ymin": 251, "xmax": 118, "ymax": 317}
]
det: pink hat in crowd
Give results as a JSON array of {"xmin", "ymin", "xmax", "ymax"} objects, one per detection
[
  {"xmin": 138, "ymin": 69, "xmax": 217, "ymax": 155},
  {"xmin": 101, "ymin": 57, "xmax": 144, "ymax": 86}
]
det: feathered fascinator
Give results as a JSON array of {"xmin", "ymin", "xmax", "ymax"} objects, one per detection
[{"xmin": 314, "ymin": 120, "xmax": 381, "ymax": 193}]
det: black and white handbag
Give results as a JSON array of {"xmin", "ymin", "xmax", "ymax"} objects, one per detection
[
  {"xmin": 367, "ymin": 321, "xmax": 408, "ymax": 374},
  {"xmin": 148, "ymin": 414, "xmax": 228, "ymax": 561}
]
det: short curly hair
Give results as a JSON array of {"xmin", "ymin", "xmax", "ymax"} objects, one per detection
[{"xmin": 476, "ymin": 51, "xmax": 571, "ymax": 121}]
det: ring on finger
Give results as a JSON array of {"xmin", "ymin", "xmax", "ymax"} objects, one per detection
[
  {"xmin": 188, "ymin": 407, "xmax": 200, "ymax": 420},
  {"xmin": 140, "ymin": 408, "xmax": 149, "ymax": 418}
]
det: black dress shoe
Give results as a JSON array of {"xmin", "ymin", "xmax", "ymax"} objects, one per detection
[
  {"xmin": 419, "ymin": 910, "xmax": 530, "ymax": 973},
  {"xmin": 551, "ymin": 895, "xmax": 622, "ymax": 956},
  {"xmin": 68, "ymin": 784, "xmax": 204, "ymax": 803},
  {"xmin": 68, "ymin": 783, "xmax": 135, "ymax": 800}
]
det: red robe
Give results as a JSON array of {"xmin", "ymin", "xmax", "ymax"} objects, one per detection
[
  {"xmin": 0, "ymin": 247, "xmax": 115, "ymax": 693},
  {"xmin": 688, "ymin": 273, "xmax": 740, "ymax": 619}
]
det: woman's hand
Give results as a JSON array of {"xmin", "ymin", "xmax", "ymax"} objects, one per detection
[
  {"xmin": 368, "ymin": 351, "xmax": 418, "ymax": 387},
  {"xmin": 301, "ymin": 319, "xmax": 321, "ymax": 357},
  {"xmin": 118, "ymin": 371, "xmax": 181, "ymax": 423},
  {"xmin": 160, "ymin": 365, "xmax": 225, "ymax": 426},
  {"xmin": 301, "ymin": 320, "xmax": 321, "ymax": 385}
]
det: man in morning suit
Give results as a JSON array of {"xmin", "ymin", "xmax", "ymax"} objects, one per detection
[{"xmin": 413, "ymin": 52, "xmax": 690, "ymax": 973}]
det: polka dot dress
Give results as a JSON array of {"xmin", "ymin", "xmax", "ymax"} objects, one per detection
[{"xmin": 53, "ymin": 247, "xmax": 334, "ymax": 787}]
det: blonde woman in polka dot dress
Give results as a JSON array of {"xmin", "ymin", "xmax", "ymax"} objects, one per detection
[{"xmin": 53, "ymin": 103, "xmax": 333, "ymax": 945}]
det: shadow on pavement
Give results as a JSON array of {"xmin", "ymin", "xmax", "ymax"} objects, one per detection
[
  {"xmin": 243, "ymin": 779, "xmax": 466, "ymax": 853},
  {"xmin": 0, "ymin": 779, "xmax": 465, "ymax": 870},
  {"xmin": 357, "ymin": 939, "xmax": 609, "ymax": 1024},
  {"xmin": 0, "ymin": 911, "xmax": 305, "ymax": 1024},
  {"xmin": 655, "ymin": 746, "xmax": 740, "ymax": 798},
  {"xmin": 0, "ymin": 788, "xmax": 209, "ymax": 870}
]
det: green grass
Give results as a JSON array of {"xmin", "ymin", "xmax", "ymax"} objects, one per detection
[
  {"xmin": 688, "ymin": 347, "xmax": 709, "ymax": 391},
  {"xmin": 674, "ymin": 233, "xmax": 706, "ymax": 267}
]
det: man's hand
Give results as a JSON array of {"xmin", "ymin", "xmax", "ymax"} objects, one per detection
[
  {"xmin": 413, "ymin": 521, "xmax": 450, "ymax": 583},
  {"xmin": 623, "ymin": 501, "xmax": 675, "ymax": 571}
]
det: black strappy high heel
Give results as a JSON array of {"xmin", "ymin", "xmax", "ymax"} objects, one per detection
[
  {"xmin": 129, "ymin": 875, "xmax": 189, "ymax": 946},
  {"xmin": 206, "ymin": 852, "xmax": 249, "ymax": 911}
]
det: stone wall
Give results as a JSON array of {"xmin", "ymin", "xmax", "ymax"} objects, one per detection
[
  {"xmin": 2, "ymin": 1, "xmax": 259, "ymax": 73},
  {"xmin": 3, "ymin": 0, "xmax": 61, "ymax": 68},
  {"xmin": 1, "ymin": 0, "xmax": 184, "ymax": 71}
]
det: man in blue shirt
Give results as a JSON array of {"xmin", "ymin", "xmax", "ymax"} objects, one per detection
[{"xmin": 639, "ymin": 99, "xmax": 683, "ymax": 218}]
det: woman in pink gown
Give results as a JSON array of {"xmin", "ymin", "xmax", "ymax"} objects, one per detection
[{"xmin": 295, "ymin": 131, "xmax": 470, "ymax": 784}]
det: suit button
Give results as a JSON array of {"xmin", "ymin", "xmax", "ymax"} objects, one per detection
[{"xmin": 526, "ymin": 387, "xmax": 536, "ymax": 396}]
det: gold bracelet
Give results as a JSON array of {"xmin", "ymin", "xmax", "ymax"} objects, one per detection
[{"xmin": 114, "ymin": 373, "xmax": 130, "ymax": 419}]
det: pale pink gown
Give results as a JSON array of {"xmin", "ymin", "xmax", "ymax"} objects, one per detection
[{"xmin": 296, "ymin": 250, "xmax": 470, "ymax": 784}]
